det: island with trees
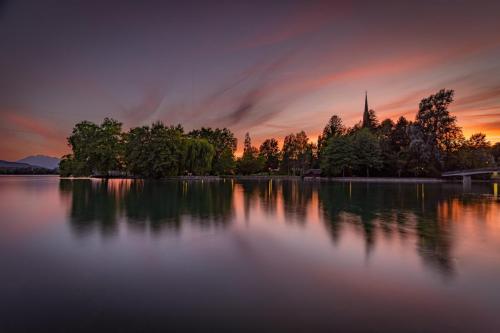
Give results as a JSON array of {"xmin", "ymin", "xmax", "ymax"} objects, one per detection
[{"xmin": 59, "ymin": 89, "xmax": 500, "ymax": 179}]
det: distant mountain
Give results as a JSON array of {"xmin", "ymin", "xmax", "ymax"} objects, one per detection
[
  {"xmin": 16, "ymin": 155, "xmax": 60, "ymax": 169},
  {"xmin": 0, "ymin": 160, "xmax": 33, "ymax": 169}
]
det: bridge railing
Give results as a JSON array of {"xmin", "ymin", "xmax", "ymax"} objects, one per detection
[{"xmin": 442, "ymin": 167, "xmax": 500, "ymax": 177}]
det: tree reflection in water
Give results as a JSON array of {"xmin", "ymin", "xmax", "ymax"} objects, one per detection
[
  {"xmin": 60, "ymin": 179, "xmax": 498, "ymax": 279},
  {"xmin": 59, "ymin": 179, "xmax": 234, "ymax": 236}
]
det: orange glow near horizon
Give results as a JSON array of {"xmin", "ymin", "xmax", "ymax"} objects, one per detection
[{"xmin": 1, "ymin": 1, "xmax": 500, "ymax": 160}]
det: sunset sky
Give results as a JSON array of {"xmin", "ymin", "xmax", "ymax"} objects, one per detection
[{"xmin": 1, "ymin": 0, "xmax": 500, "ymax": 160}]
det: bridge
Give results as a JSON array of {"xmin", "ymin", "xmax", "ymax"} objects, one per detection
[{"xmin": 442, "ymin": 167, "xmax": 500, "ymax": 186}]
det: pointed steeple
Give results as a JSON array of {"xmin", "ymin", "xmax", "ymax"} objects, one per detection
[
  {"xmin": 364, "ymin": 91, "xmax": 368, "ymax": 115},
  {"xmin": 362, "ymin": 91, "xmax": 370, "ymax": 128}
]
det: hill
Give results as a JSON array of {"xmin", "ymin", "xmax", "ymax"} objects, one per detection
[
  {"xmin": 17, "ymin": 155, "xmax": 60, "ymax": 169},
  {"xmin": 0, "ymin": 160, "xmax": 34, "ymax": 169}
]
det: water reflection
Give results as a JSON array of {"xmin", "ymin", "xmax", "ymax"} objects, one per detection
[
  {"xmin": 59, "ymin": 179, "xmax": 499, "ymax": 279},
  {"xmin": 59, "ymin": 179, "xmax": 234, "ymax": 236}
]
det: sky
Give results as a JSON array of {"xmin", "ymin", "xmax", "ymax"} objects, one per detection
[{"xmin": 1, "ymin": 0, "xmax": 500, "ymax": 160}]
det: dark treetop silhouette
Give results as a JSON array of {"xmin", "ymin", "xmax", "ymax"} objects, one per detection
[{"xmin": 59, "ymin": 89, "xmax": 500, "ymax": 178}]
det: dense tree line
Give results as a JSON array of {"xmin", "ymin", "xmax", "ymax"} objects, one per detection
[
  {"xmin": 60, "ymin": 89, "xmax": 500, "ymax": 178},
  {"xmin": 320, "ymin": 89, "xmax": 499, "ymax": 177},
  {"xmin": 60, "ymin": 121, "xmax": 235, "ymax": 177}
]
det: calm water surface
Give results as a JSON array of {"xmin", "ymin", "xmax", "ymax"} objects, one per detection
[{"xmin": 1, "ymin": 176, "xmax": 500, "ymax": 332}]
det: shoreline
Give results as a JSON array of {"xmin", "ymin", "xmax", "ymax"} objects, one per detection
[{"xmin": 51, "ymin": 174, "xmax": 500, "ymax": 184}]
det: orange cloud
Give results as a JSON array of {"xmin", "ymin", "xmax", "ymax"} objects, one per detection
[
  {"xmin": 0, "ymin": 111, "xmax": 69, "ymax": 160},
  {"xmin": 4, "ymin": 112, "xmax": 64, "ymax": 143}
]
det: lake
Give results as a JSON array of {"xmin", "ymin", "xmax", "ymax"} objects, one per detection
[{"xmin": 1, "ymin": 176, "xmax": 499, "ymax": 332}]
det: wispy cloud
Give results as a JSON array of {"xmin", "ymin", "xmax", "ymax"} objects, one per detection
[{"xmin": 233, "ymin": 1, "xmax": 350, "ymax": 49}]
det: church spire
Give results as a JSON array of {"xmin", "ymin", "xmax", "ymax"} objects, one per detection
[
  {"xmin": 362, "ymin": 91, "xmax": 370, "ymax": 128},
  {"xmin": 364, "ymin": 91, "xmax": 368, "ymax": 115}
]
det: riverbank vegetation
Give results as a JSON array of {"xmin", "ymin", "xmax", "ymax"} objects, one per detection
[{"xmin": 60, "ymin": 89, "xmax": 500, "ymax": 178}]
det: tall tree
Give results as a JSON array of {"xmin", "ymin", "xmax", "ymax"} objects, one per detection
[
  {"xmin": 66, "ymin": 118, "xmax": 123, "ymax": 176},
  {"xmin": 123, "ymin": 122, "xmax": 185, "ymax": 178},
  {"xmin": 455, "ymin": 133, "xmax": 494, "ymax": 170},
  {"xmin": 492, "ymin": 142, "xmax": 500, "ymax": 165},
  {"xmin": 184, "ymin": 138, "xmax": 215, "ymax": 175},
  {"xmin": 391, "ymin": 117, "xmax": 411, "ymax": 176},
  {"xmin": 259, "ymin": 138, "xmax": 280, "ymax": 171},
  {"xmin": 188, "ymin": 127, "xmax": 237, "ymax": 175},
  {"xmin": 408, "ymin": 124, "xmax": 434, "ymax": 176},
  {"xmin": 415, "ymin": 89, "xmax": 464, "ymax": 170},
  {"xmin": 320, "ymin": 135, "xmax": 356, "ymax": 176},
  {"xmin": 237, "ymin": 133, "xmax": 264, "ymax": 175},
  {"xmin": 123, "ymin": 125, "xmax": 151, "ymax": 177},
  {"xmin": 352, "ymin": 128, "xmax": 383, "ymax": 177},
  {"xmin": 95, "ymin": 118, "xmax": 124, "ymax": 174},
  {"xmin": 318, "ymin": 115, "xmax": 345, "ymax": 153},
  {"xmin": 281, "ymin": 131, "xmax": 310, "ymax": 175}
]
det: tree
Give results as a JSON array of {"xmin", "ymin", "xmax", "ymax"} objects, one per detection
[
  {"xmin": 362, "ymin": 109, "xmax": 378, "ymax": 131},
  {"xmin": 188, "ymin": 127, "xmax": 237, "ymax": 175},
  {"xmin": 123, "ymin": 126, "xmax": 151, "ymax": 177},
  {"xmin": 66, "ymin": 118, "xmax": 123, "ymax": 176},
  {"xmin": 318, "ymin": 115, "xmax": 345, "ymax": 153},
  {"xmin": 183, "ymin": 138, "xmax": 215, "ymax": 175},
  {"xmin": 391, "ymin": 117, "xmax": 411, "ymax": 177},
  {"xmin": 492, "ymin": 143, "xmax": 500, "ymax": 165},
  {"xmin": 415, "ymin": 89, "xmax": 464, "ymax": 170},
  {"xmin": 377, "ymin": 119, "xmax": 396, "ymax": 176},
  {"xmin": 123, "ymin": 122, "xmax": 185, "ymax": 178},
  {"xmin": 352, "ymin": 128, "xmax": 382, "ymax": 177},
  {"xmin": 259, "ymin": 138, "xmax": 280, "ymax": 172},
  {"xmin": 59, "ymin": 154, "xmax": 88, "ymax": 177},
  {"xmin": 237, "ymin": 133, "xmax": 264, "ymax": 175},
  {"xmin": 281, "ymin": 131, "xmax": 310, "ymax": 175},
  {"xmin": 407, "ymin": 124, "xmax": 434, "ymax": 176},
  {"xmin": 320, "ymin": 135, "xmax": 356, "ymax": 176},
  {"xmin": 95, "ymin": 118, "xmax": 124, "ymax": 174},
  {"xmin": 217, "ymin": 147, "xmax": 236, "ymax": 175},
  {"xmin": 455, "ymin": 133, "xmax": 494, "ymax": 170},
  {"xmin": 67, "ymin": 120, "xmax": 101, "ymax": 176},
  {"xmin": 148, "ymin": 122, "xmax": 185, "ymax": 178}
]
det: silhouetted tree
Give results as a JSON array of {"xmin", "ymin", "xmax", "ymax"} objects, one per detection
[
  {"xmin": 317, "ymin": 115, "xmax": 345, "ymax": 153},
  {"xmin": 281, "ymin": 131, "xmax": 310, "ymax": 175},
  {"xmin": 415, "ymin": 89, "xmax": 463, "ymax": 171},
  {"xmin": 237, "ymin": 133, "xmax": 264, "ymax": 174},
  {"xmin": 454, "ymin": 133, "xmax": 494, "ymax": 170},
  {"xmin": 259, "ymin": 138, "xmax": 280, "ymax": 172}
]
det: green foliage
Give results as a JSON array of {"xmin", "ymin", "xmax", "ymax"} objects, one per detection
[
  {"xmin": 352, "ymin": 128, "xmax": 383, "ymax": 176},
  {"xmin": 259, "ymin": 138, "xmax": 280, "ymax": 171},
  {"xmin": 318, "ymin": 115, "xmax": 345, "ymax": 154},
  {"xmin": 64, "ymin": 118, "xmax": 123, "ymax": 176},
  {"xmin": 59, "ymin": 154, "xmax": 88, "ymax": 177},
  {"xmin": 188, "ymin": 127, "xmax": 237, "ymax": 175},
  {"xmin": 60, "ymin": 88, "xmax": 491, "ymax": 179},
  {"xmin": 321, "ymin": 129, "xmax": 382, "ymax": 177},
  {"xmin": 237, "ymin": 133, "xmax": 265, "ymax": 174},
  {"xmin": 320, "ymin": 135, "xmax": 356, "ymax": 176},
  {"xmin": 183, "ymin": 138, "xmax": 215, "ymax": 175},
  {"xmin": 280, "ymin": 131, "xmax": 312, "ymax": 175}
]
